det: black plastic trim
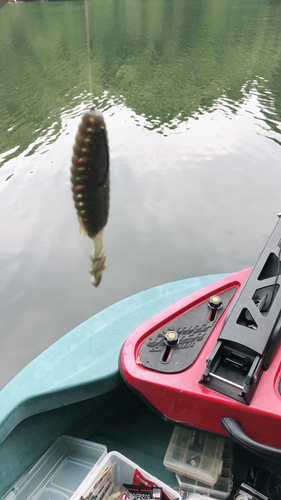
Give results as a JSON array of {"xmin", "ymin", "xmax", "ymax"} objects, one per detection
[{"xmin": 221, "ymin": 417, "xmax": 281, "ymax": 461}]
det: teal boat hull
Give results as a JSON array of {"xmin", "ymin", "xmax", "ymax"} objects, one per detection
[{"xmin": 0, "ymin": 275, "xmax": 228, "ymax": 495}]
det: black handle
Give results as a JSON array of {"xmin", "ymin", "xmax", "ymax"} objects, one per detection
[{"xmin": 221, "ymin": 417, "xmax": 281, "ymax": 461}]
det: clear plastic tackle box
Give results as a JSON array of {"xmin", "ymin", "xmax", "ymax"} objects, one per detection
[
  {"xmin": 2, "ymin": 436, "xmax": 107, "ymax": 500},
  {"xmin": 163, "ymin": 427, "xmax": 225, "ymax": 486},
  {"xmin": 71, "ymin": 450, "xmax": 180, "ymax": 500},
  {"xmin": 176, "ymin": 440, "xmax": 233, "ymax": 498}
]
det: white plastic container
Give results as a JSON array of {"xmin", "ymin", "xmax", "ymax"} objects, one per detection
[
  {"xmin": 163, "ymin": 427, "xmax": 225, "ymax": 486},
  {"xmin": 2, "ymin": 436, "xmax": 107, "ymax": 500},
  {"xmin": 176, "ymin": 441, "xmax": 233, "ymax": 499},
  {"xmin": 71, "ymin": 451, "xmax": 180, "ymax": 500}
]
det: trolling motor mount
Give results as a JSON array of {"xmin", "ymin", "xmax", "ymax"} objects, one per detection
[{"xmin": 201, "ymin": 217, "xmax": 281, "ymax": 404}]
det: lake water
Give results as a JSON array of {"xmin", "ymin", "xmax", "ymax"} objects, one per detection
[{"xmin": 0, "ymin": 0, "xmax": 281, "ymax": 389}]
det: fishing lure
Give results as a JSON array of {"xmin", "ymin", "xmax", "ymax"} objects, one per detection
[{"xmin": 71, "ymin": 107, "xmax": 109, "ymax": 287}]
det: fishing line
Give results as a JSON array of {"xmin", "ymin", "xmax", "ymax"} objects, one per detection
[{"xmin": 84, "ymin": 0, "xmax": 93, "ymax": 98}]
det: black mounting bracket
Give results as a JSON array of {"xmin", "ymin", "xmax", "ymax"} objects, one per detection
[{"xmin": 201, "ymin": 216, "xmax": 281, "ymax": 404}]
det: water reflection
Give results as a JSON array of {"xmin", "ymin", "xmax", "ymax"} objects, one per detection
[
  {"xmin": 1, "ymin": 0, "xmax": 281, "ymax": 162},
  {"xmin": 0, "ymin": 0, "xmax": 281, "ymax": 389}
]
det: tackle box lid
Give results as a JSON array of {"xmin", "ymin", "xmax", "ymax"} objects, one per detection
[
  {"xmin": 2, "ymin": 436, "xmax": 107, "ymax": 500},
  {"xmin": 163, "ymin": 426, "xmax": 225, "ymax": 486}
]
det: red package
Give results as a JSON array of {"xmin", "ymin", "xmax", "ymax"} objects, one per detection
[{"xmin": 132, "ymin": 470, "xmax": 178, "ymax": 500}]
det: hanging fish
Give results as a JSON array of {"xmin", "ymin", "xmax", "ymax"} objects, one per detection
[{"xmin": 71, "ymin": 107, "xmax": 109, "ymax": 287}]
